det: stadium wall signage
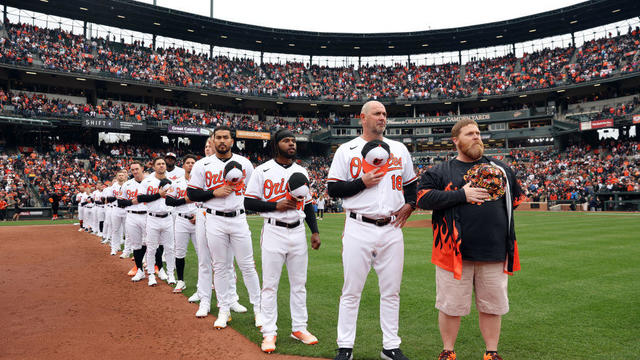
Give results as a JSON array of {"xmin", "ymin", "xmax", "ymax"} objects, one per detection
[
  {"xmin": 235, "ymin": 130, "xmax": 271, "ymax": 140},
  {"xmin": 82, "ymin": 119, "xmax": 147, "ymax": 131},
  {"xmin": 633, "ymin": 115, "xmax": 640, "ymax": 124},
  {"xmin": 580, "ymin": 118, "xmax": 614, "ymax": 131},
  {"xmin": 387, "ymin": 109, "xmax": 531, "ymax": 125},
  {"xmin": 167, "ymin": 125, "xmax": 212, "ymax": 136}
]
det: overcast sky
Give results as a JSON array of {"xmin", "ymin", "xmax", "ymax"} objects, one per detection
[{"xmin": 135, "ymin": 0, "xmax": 586, "ymax": 33}]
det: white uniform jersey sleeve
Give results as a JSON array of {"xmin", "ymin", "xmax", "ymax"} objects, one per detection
[
  {"xmin": 327, "ymin": 141, "xmax": 352, "ymax": 183},
  {"xmin": 168, "ymin": 177, "xmax": 197, "ymax": 214},
  {"xmin": 188, "ymin": 158, "xmax": 207, "ymax": 190}
]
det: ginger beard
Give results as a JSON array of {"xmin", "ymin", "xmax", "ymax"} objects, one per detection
[{"xmin": 458, "ymin": 137, "xmax": 485, "ymax": 161}]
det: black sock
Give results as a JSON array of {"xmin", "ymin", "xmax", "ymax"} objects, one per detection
[
  {"xmin": 99, "ymin": 221, "xmax": 104, "ymax": 232},
  {"xmin": 176, "ymin": 257, "xmax": 185, "ymax": 280},
  {"xmin": 155, "ymin": 245, "xmax": 164, "ymax": 271},
  {"xmin": 133, "ymin": 248, "xmax": 144, "ymax": 269}
]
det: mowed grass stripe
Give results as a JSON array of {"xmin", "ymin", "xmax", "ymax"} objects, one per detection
[{"xmin": 137, "ymin": 212, "xmax": 640, "ymax": 359}]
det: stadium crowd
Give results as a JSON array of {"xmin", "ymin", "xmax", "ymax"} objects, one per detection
[{"xmin": 2, "ymin": 22, "xmax": 640, "ymax": 101}]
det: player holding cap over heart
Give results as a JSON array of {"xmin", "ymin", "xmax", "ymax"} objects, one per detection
[
  {"xmin": 245, "ymin": 128, "xmax": 321, "ymax": 353},
  {"xmin": 327, "ymin": 100, "xmax": 418, "ymax": 360}
]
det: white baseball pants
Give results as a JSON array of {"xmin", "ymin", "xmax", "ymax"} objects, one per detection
[
  {"xmin": 145, "ymin": 215, "xmax": 175, "ymax": 275},
  {"xmin": 336, "ymin": 216, "xmax": 405, "ymax": 350}
]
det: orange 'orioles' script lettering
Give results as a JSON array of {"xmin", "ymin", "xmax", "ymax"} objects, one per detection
[{"xmin": 263, "ymin": 178, "xmax": 286, "ymax": 199}]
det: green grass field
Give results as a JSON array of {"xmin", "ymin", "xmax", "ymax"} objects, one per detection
[
  {"xmin": 6, "ymin": 212, "xmax": 638, "ymax": 359},
  {"xmin": 0, "ymin": 219, "xmax": 76, "ymax": 226},
  {"xmin": 180, "ymin": 212, "xmax": 640, "ymax": 360}
]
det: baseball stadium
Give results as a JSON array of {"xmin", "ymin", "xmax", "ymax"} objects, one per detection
[{"xmin": 0, "ymin": 0, "xmax": 638, "ymax": 359}]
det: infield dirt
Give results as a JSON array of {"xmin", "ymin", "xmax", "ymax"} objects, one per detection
[{"xmin": 0, "ymin": 224, "xmax": 324, "ymax": 360}]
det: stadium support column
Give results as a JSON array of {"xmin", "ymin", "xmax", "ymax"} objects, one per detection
[
  {"xmin": 571, "ymin": 32, "xmax": 575, "ymax": 47},
  {"xmin": 310, "ymin": 55, "xmax": 313, "ymax": 66},
  {"xmin": 152, "ymin": 35, "xmax": 156, "ymax": 51},
  {"xmin": 260, "ymin": 51, "xmax": 264, "ymax": 66},
  {"xmin": 407, "ymin": 55, "xmax": 410, "ymax": 67},
  {"xmin": 83, "ymin": 21, "xmax": 87, "ymax": 38},
  {"xmin": 3, "ymin": 5, "xmax": 7, "ymax": 25},
  {"xmin": 209, "ymin": 44, "xmax": 213, "ymax": 59},
  {"xmin": 512, "ymin": 43, "xmax": 515, "ymax": 55},
  {"xmin": 358, "ymin": 56, "xmax": 361, "ymax": 68}
]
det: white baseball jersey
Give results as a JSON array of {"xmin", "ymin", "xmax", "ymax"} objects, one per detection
[
  {"xmin": 165, "ymin": 166, "xmax": 185, "ymax": 181},
  {"xmin": 92, "ymin": 190, "xmax": 102, "ymax": 203},
  {"xmin": 188, "ymin": 154, "xmax": 254, "ymax": 212},
  {"xmin": 327, "ymin": 136, "xmax": 417, "ymax": 217},
  {"xmin": 139, "ymin": 175, "xmax": 171, "ymax": 214},
  {"xmin": 245, "ymin": 159, "xmax": 312, "ymax": 223},
  {"xmin": 120, "ymin": 178, "xmax": 146, "ymax": 211},
  {"xmin": 167, "ymin": 176, "xmax": 197, "ymax": 215},
  {"xmin": 101, "ymin": 186, "xmax": 113, "ymax": 207}
]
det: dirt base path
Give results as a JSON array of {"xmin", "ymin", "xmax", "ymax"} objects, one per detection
[{"xmin": 0, "ymin": 224, "xmax": 323, "ymax": 360}]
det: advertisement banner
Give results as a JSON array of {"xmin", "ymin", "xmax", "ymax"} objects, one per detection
[
  {"xmin": 167, "ymin": 125, "xmax": 212, "ymax": 136},
  {"xmin": 590, "ymin": 118, "xmax": 614, "ymax": 129},
  {"xmin": 82, "ymin": 119, "xmax": 146, "ymax": 131},
  {"xmin": 235, "ymin": 130, "xmax": 271, "ymax": 140},
  {"xmin": 387, "ymin": 109, "xmax": 531, "ymax": 126},
  {"xmin": 633, "ymin": 114, "xmax": 640, "ymax": 124},
  {"xmin": 580, "ymin": 121, "xmax": 592, "ymax": 131}
]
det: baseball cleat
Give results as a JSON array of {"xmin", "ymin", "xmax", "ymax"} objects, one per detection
[
  {"xmin": 213, "ymin": 310, "xmax": 231, "ymax": 329},
  {"xmin": 101, "ymin": 239, "xmax": 109, "ymax": 244},
  {"xmin": 254, "ymin": 311, "xmax": 265, "ymax": 328},
  {"xmin": 230, "ymin": 301, "xmax": 248, "ymax": 313},
  {"xmin": 127, "ymin": 266, "xmax": 138, "ymax": 276},
  {"xmin": 167, "ymin": 274, "xmax": 176, "ymax": 285},
  {"xmin": 77, "ymin": 228, "xmax": 83, "ymax": 232},
  {"xmin": 334, "ymin": 348, "xmax": 353, "ymax": 360},
  {"xmin": 148, "ymin": 274, "xmax": 157, "ymax": 287},
  {"xmin": 188, "ymin": 292, "xmax": 201, "ymax": 303},
  {"xmin": 131, "ymin": 269, "xmax": 145, "ymax": 282},
  {"xmin": 157, "ymin": 268, "xmax": 168, "ymax": 281},
  {"xmin": 380, "ymin": 348, "xmax": 410, "ymax": 360},
  {"xmin": 195, "ymin": 303, "xmax": 209, "ymax": 318},
  {"xmin": 110, "ymin": 250, "xmax": 117, "ymax": 256},
  {"xmin": 290, "ymin": 330, "xmax": 318, "ymax": 345},
  {"xmin": 173, "ymin": 280, "xmax": 186, "ymax": 293},
  {"xmin": 119, "ymin": 252, "xmax": 129, "ymax": 259},
  {"xmin": 261, "ymin": 336, "xmax": 276, "ymax": 353},
  {"xmin": 437, "ymin": 350, "xmax": 456, "ymax": 360}
]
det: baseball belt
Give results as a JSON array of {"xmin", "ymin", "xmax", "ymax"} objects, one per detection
[
  {"xmin": 206, "ymin": 208, "xmax": 245, "ymax": 217},
  {"xmin": 349, "ymin": 212, "xmax": 392, "ymax": 227},
  {"xmin": 266, "ymin": 218, "xmax": 301, "ymax": 229}
]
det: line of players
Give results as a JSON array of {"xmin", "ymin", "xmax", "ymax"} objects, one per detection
[{"xmin": 74, "ymin": 126, "xmax": 321, "ymax": 353}]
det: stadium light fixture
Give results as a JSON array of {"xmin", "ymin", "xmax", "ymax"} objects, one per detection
[
  {"xmin": 76, "ymin": 77, "xmax": 86, "ymax": 81},
  {"xmin": 40, "ymin": 0, "xmax": 48, "ymax": 2},
  {"xmin": 444, "ymin": 101, "xmax": 452, "ymax": 104},
  {"xmin": 496, "ymin": 35, "xmax": 503, "ymax": 39},
  {"xmin": 163, "ymin": 88, "xmax": 172, "ymax": 92},
  {"xmin": 529, "ymin": 29, "xmax": 536, "ymax": 33},
  {"xmin": 519, "ymin": 94, "xmax": 527, "ymax": 97},
  {"xmin": 79, "ymin": 7, "xmax": 88, "ymax": 11},
  {"xmin": 255, "ymin": 40, "xmax": 262, "ymax": 44},
  {"xmin": 220, "ymin": 35, "xmax": 228, "ymax": 39},
  {"xmin": 480, "ymin": 99, "xmax": 488, "ymax": 102},
  {"xmin": 187, "ymin": 29, "xmax": 195, "ymax": 33},
  {"xmin": 570, "ymin": 20, "xmax": 578, "ymax": 24},
  {"xmin": 611, "ymin": 9, "xmax": 621, "ymax": 13},
  {"xmin": 235, "ymin": 98, "xmax": 243, "ymax": 101},
  {"xmin": 320, "ymin": 45, "xmax": 327, "ymax": 49},
  {"xmin": 459, "ymin": 40, "xmax": 467, "ymax": 44},
  {"xmin": 120, "ymin": 83, "xmax": 127, "ymax": 86},
  {"xmin": 26, "ymin": 71, "xmax": 37, "ymax": 75},
  {"xmin": 310, "ymin": 103, "xmax": 317, "ymax": 106},
  {"xmin": 117, "ymin": 15, "xmax": 125, "ymax": 19},
  {"xmin": 200, "ymin": 93, "xmax": 208, "ymax": 96},
  {"xmin": 594, "ymin": 83, "xmax": 601, "ymax": 87},
  {"xmin": 388, "ymin": 45, "xmax": 395, "ymax": 49},
  {"xmin": 422, "ymin": 43, "xmax": 429, "ymax": 47},
  {"xmin": 289, "ymin": 43, "xmax": 295, "ymax": 47},
  {"xmin": 404, "ymin": 103, "xmax": 411, "ymax": 107},
  {"xmin": 153, "ymin": 22, "xmax": 161, "ymax": 26},
  {"xmin": 353, "ymin": 46, "xmax": 360, "ymax": 49},
  {"xmin": 557, "ymin": 89, "xmax": 565, "ymax": 93},
  {"xmin": 343, "ymin": 104, "xmax": 351, "ymax": 107},
  {"xmin": 276, "ymin": 101, "xmax": 284, "ymax": 104}
]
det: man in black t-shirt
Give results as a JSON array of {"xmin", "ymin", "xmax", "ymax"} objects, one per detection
[{"xmin": 417, "ymin": 119, "xmax": 524, "ymax": 360}]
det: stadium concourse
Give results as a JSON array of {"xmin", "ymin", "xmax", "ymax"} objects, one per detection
[{"xmin": 1, "ymin": 21, "xmax": 640, "ymax": 100}]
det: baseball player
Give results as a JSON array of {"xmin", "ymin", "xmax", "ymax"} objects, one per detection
[
  {"xmin": 327, "ymin": 101, "xmax": 417, "ymax": 360},
  {"xmin": 166, "ymin": 154, "xmax": 198, "ymax": 293},
  {"xmin": 138, "ymin": 157, "xmax": 176, "ymax": 287},
  {"xmin": 187, "ymin": 125, "xmax": 262, "ymax": 329},
  {"xmin": 109, "ymin": 170, "xmax": 128, "ymax": 257},
  {"xmin": 186, "ymin": 141, "xmax": 246, "ymax": 317},
  {"xmin": 75, "ymin": 186, "xmax": 86, "ymax": 231},
  {"xmin": 245, "ymin": 129, "xmax": 321, "ymax": 353},
  {"xmin": 101, "ymin": 180, "xmax": 113, "ymax": 247},
  {"xmin": 164, "ymin": 152, "xmax": 185, "ymax": 181},
  {"xmin": 92, "ymin": 184, "xmax": 106, "ymax": 239},
  {"xmin": 84, "ymin": 187, "xmax": 95, "ymax": 233},
  {"xmin": 117, "ymin": 161, "xmax": 148, "ymax": 282}
]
